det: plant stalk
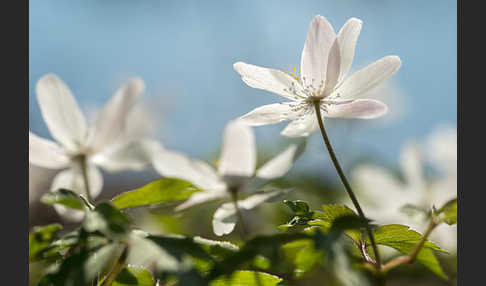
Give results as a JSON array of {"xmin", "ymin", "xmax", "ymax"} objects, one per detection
[
  {"xmin": 312, "ymin": 100, "xmax": 382, "ymax": 269},
  {"xmin": 79, "ymin": 154, "xmax": 93, "ymax": 203},
  {"xmin": 100, "ymin": 245, "xmax": 129, "ymax": 286},
  {"xmin": 231, "ymin": 190, "xmax": 248, "ymax": 240}
]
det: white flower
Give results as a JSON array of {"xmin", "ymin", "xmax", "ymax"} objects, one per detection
[
  {"xmin": 29, "ymin": 74, "xmax": 156, "ymax": 220},
  {"xmin": 151, "ymin": 120, "xmax": 304, "ymax": 236},
  {"xmin": 234, "ymin": 15, "xmax": 401, "ymax": 137},
  {"xmin": 351, "ymin": 132, "xmax": 457, "ymax": 252}
]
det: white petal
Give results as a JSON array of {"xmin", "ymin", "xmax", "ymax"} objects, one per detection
[
  {"xmin": 323, "ymin": 39, "xmax": 341, "ymax": 95},
  {"xmin": 212, "ymin": 202, "xmax": 238, "ymax": 236},
  {"xmin": 175, "ymin": 190, "xmax": 227, "ymax": 211},
  {"xmin": 233, "ymin": 62, "xmax": 305, "ymax": 100},
  {"xmin": 29, "ymin": 131, "xmax": 69, "ymax": 169},
  {"xmin": 399, "ymin": 142, "xmax": 425, "ymax": 192},
  {"xmin": 212, "ymin": 189, "xmax": 290, "ymax": 236},
  {"xmin": 50, "ymin": 165, "xmax": 103, "ymax": 199},
  {"xmin": 36, "ymin": 74, "xmax": 88, "ymax": 152},
  {"xmin": 280, "ymin": 112, "xmax": 318, "ymax": 137},
  {"xmin": 50, "ymin": 166, "xmax": 103, "ymax": 221},
  {"xmin": 92, "ymin": 139, "xmax": 161, "ymax": 172},
  {"xmin": 300, "ymin": 15, "xmax": 336, "ymax": 87},
  {"xmin": 337, "ymin": 18, "xmax": 362, "ymax": 82},
  {"xmin": 239, "ymin": 102, "xmax": 299, "ymax": 126},
  {"xmin": 335, "ymin": 56, "xmax": 401, "ymax": 100},
  {"xmin": 152, "ymin": 149, "xmax": 225, "ymax": 192},
  {"xmin": 256, "ymin": 142, "xmax": 305, "ymax": 180},
  {"xmin": 87, "ymin": 78, "xmax": 145, "ymax": 152},
  {"xmin": 218, "ymin": 120, "xmax": 256, "ymax": 177},
  {"xmin": 324, "ymin": 99, "xmax": 387, "ymax": 119},
  {"xmin": 351, "ymin": 164, "xmax": 405, "ymax": 210},
  {"xmin": 238, "ymin": 189, "xmax": 291, "ymax": 210},
  {"xmin": 29, "ymin": 164, "xmax": 59, "ymax": 205}
]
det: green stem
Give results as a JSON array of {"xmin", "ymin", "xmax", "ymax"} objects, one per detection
[
  {"xmin": 231, "ymin": 190, "xmax": 248, "ymax": 240},
  {"xmin": 312, "ymin": 101, "xmax": 382, "ymax": 269},
  {"xmin": 79, "ymin": 154, "xmax": 93, "ymax": 203},
  {"xmin": 100, "ymin": 245, "xmax": 129, "ymax": 286}
]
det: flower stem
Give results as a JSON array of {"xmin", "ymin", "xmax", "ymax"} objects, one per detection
[
  {"xmin": 230, "ymin": 190, "xmax": 248, "ymax": 240},
  {"xmin": 79, "ymin": 154, "xmax": 93, "ymax": 203},
  {"xmin": 312, "ymin": 101, "xmax": 382, "ymax": 269},
  {"xmin": 100, "ymin": 245, "xmax": 129, "ymax": 286},
  {"xmin": 381, "ymin": 219, "xmax": 438, "ymax": 273}
]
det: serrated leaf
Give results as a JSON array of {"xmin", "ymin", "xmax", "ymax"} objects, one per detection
[
  {"xmin": 146, "ymin": 235, "xmax": 214, "ymax": 262},
  {"xmin": 108, "ymin": 266, "xmax": 155, "ymax": 286},
  {"xmin": 29, "ymin": 224, "xmax": 62, "ymax": 262},
  {"xmin": 317, "ymin": 205, "xmax": 364, "ymax": 243},
  {"xmin": 372, "ymin": 224, "xmax": 448, "ymax": 279},
  {"xmin": 283, "ymin": 200, "xmax": 311, "ymax": 217},
  {"xmin": 437, "ymin": 198, "xmax": 457, "ymax": 225},
  {"xmin": 41, "ymin": 189, "xmax": 86, "ymax": 210},
  {"xmin": 210, "ymin": 271, "xmax": 284, "ymax": 286},
  {"xmin": 112, "ymin": 178, "xmax": 200, "ymax": 209},
  {"xmin": 372, "ymin": 225, "xmax": 447, "ymax": 253},
  {"xmin": 84, "ymin": 202, "xmax": 132, "ymax": 238}
]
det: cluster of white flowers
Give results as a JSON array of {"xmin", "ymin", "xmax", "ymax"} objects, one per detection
[
  {"xmin": 350, "ymin": 126, "xmax": 457, "ymax": 252},
  {"xmin": 29, "ymin": 15, "xmax": 454, "ymax": 246}
]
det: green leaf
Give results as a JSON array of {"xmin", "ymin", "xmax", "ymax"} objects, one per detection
[
  {"xmin": 437, "ymin": 198, "xmax": 457, "ymax": 225},
  {"xmin": 372, "ymin": 224, "xmax": 448, "ymax": 279},
  {"xmin": 314, "ymin": 204, "xmax": 364, "ymax": 243},
  {"xmin": 283, "ymin": 200, "xmax": 311, "ymax": 217},
  {"xmin": 146, "ymin": 234, "xmax": 214, "ymax": 262},
  {"xmin": 207, "ymin": 233, "xmax": 311, "ymax": 281},
  {"xmin": 29, "ymin": 224, "xmax": 62, "ymax": 262},
  {"xmin": 111, "ymin": 178, "xmax": 200, "ymax": 209},
  {"xmin": 84, "ymin": 202, "xmax": 132, "ymax": 238},
  {"xmin": 41, "ymin": 189, "xmax": 86, "ymax": 210},
  {"xmin": 108, "ymin": 266, "xmax": 155, "ymax": 286},
  {"xmin": 210, "ymin": 271, "xmax": 284, "ymax": 286},
  {"xmin": 372, "ymin": 224, "xmax": 447, "ymax": 253},
  {"xmin": 292, "ymin": 243, "xmax": 323, "ymax": 278}
]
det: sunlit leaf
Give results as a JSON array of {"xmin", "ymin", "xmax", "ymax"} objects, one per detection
[
  {"xmin": 112, "ymin": 178, "xmax": 200, "ymax": 209},
  {"xmin": 210, "ymin": 270, "xmax": 284, "ymax": 286},
  {"xmin": 29, "ymin": 224, "xmax": 62, "ymax": 262},
  {"xmin": 437, "ymin": 198, "xmax": 457, "ymax": 225},
  {"xmin": 372, "ymin": 224, "xmax": 448, "ymax": 279},
  {"xmin": 41, "ymin": 189, "xmax": 88, "ymax": 210}
]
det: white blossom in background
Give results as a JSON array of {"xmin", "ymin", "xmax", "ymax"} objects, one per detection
[
  {"xmin": 234, "ymin": 15, "xmax": 401, "ymax": 137},
  {"xmin": 151, "ymin": 120, "xmax": 305, "ymax": 236},
  {"xmin": 29, "ymin": 74, "xmax": 156, "ymax": 221},
  {"xmin": 350, "ymin": 127, "xmax": 457, "ymax": 252}
]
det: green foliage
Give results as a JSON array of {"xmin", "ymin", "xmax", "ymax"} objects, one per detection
[
  {"xmin": 281, "ymin": 202, "xmax": 366, "ymax": 244},
  {"xmin": 207, "ymin": 233, "xmax": 311, "ymax": 281},
  {"xmin": 210, "ymin": 271, "xmax": 284, "ymax": 286},
  {"xmin": 105, "ymin": 266, "xmax": 155, "ymax": 286},
  {"xmin": 29, "ymin": 224, "xmax": 63, "ymax": 262},
  {"xmin": 372, "ymin": 224, "xmax": 448, "ymax": 279},
  {"xmin": 84, "ymin": 202, "xmax": 132, "ymax": 238},
  {"xmin": 437, "ymin": 198, "xmax": 457, "ymax": 225},
  {"xmin": 41, "ymin": 189, "xmax": 91, "ymax": 210},
  {"xmin": 111, "ymin": 178, "xmax": 200, "ymax": 209}
]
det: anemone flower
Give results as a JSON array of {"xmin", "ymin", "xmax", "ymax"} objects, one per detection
[
  {"xmin": 234, "ymin": 15, "xmax": 401, "ymax": 137},
  {"xmin": 351, "ymin": 137, "xmax": 457, "ymax": 252},
  {"xmin": 151, "ymin": 120, "xmax": 304, "ymax": 236},
  {"xmin": 29, "ymin": 74, "xmax": 155, "ymax": 220}
]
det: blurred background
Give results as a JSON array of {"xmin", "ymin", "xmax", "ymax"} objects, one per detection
[{"xmin": 29, "ymin": 0, "xmax": 457, "ymax": 285}]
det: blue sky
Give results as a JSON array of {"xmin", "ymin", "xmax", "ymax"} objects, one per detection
[{"xmin": 29, "ymin": 0, "xmax": 456, "ymax": 172}]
